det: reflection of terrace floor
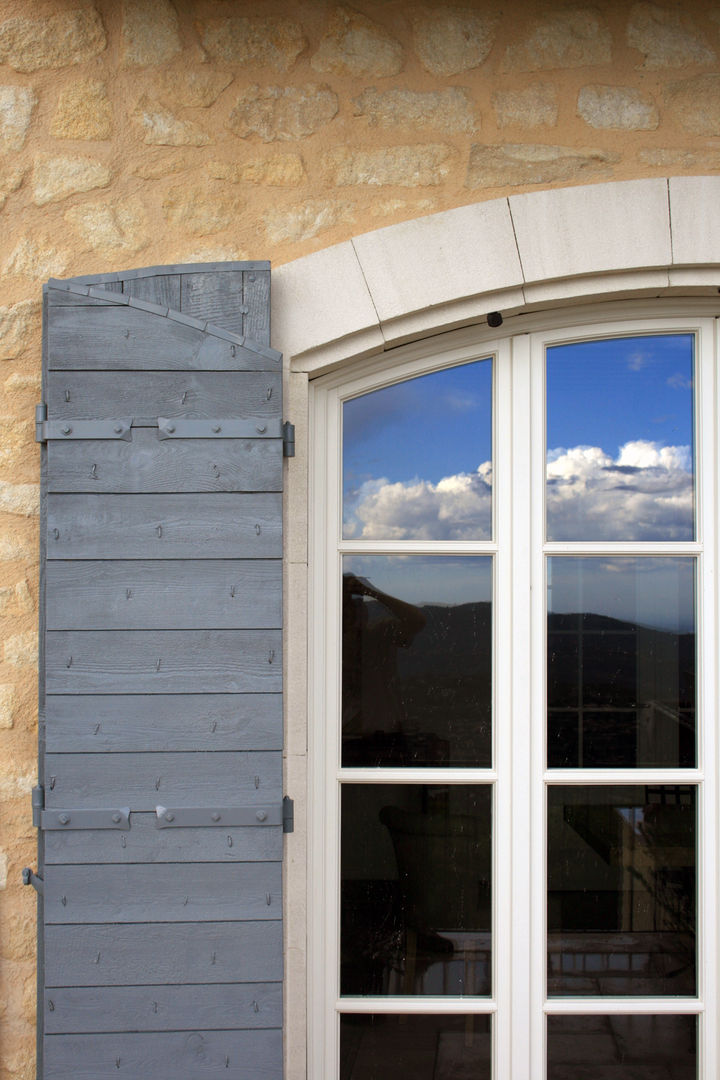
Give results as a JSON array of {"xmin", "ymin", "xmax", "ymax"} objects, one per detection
[{"xmin": 548, "ymin": 932, "xmax": 695, "ymax": 996}]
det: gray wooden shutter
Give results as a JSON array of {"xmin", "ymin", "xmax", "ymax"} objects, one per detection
[{"xmin": 33, "ymin": 264, "xmax": 287, "ymax": 1079}]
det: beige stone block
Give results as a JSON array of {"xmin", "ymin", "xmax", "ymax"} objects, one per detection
[
  {"xmin": 159, "ymin": 69, "xmax": 233, "ymax": 108},
  {"xmin": 134, "ymin": 97, "xmax": 211, "ymax": 146},
  {"xmin": 0, "ymin": 848, "xmax": 7, "ymax": 887},
  {"xmin": 228, "ymin": 84, "xmax": 338, "ymax": 142},
  {"xmin": 4, "ymin": 373, "xmax": 41, "ymax": 393},
  {"xmin": 492, "ymin": 83, "xmax": 558, "ymax": 128},
  {"xmin": 0, "ymin": 418, "xmax": 36, "ymax": 471},
  {"xmin": 0, "ymin": 685, "xmax": 14, "ymax": 729},
  {"xmin": 0, "ymin": 164, "xmax": 24, "ymax": 212},
  {"xmin": 64, "ymin": 196, "xmax": 149, "ymax": 254},
  {"xmin": 3, "ymin": 238, "xmax": 68, "ymax": 280},
  {"xmin": 669, "ymin": 176, "xmax": 720, "ymax": 266},
  {"xmin": 500, "ymin": 8, "xmax": 611, "ymax": 71},
  {"xmin": 412, "ymin": 7, "xmax": 498, "ymax": 75},
  {"xmin": 0, "ymin": 86, "xmax": 36, "ymax": 152},
  {"xmin": 0, "ymin": 911, "xmax": 36, "ymax": 961},
  {"xmin": 0, "ymin": 535, "xmax": 34, "ymax": 561},
  {"xmin": 200, "ymin": 16, "xmax": 306, "ymax": 72},
  {"xmin": 4, "ymin": 632, "xmax": 37, "ymax": 668},
  {"xmin": 285, "ymin": 560, "xmax": 308, "ymax": 759},
  {"xmin": 466, "ymin": 143, "xmax": 617, "ymax": 189},
  {"xmin": 639, "ymin": 147, "xmax": 720, "ymax": 168},
  {"xmin": 353, "ymin": 87, "xmax": 475, "ymax": 132},
  {"xmin": 32, "ymin": 154, "xmax": 111, "ymax": 206},
  {"xmin": 369, "ymin": 197, "xmax": 435, "ymax": 218},
  {"xmin": 13, "ymin": 580, "xmax": 35, "ymax": 615},
  {"xmin": 284, "ymin": 946, "xmax": 307, "ymax": 1080},
  {"xmin": 208, "ymin": 154, "xmax": 306, "ymax": 186},
  {"xmin": 311, "ymin": 5, "xmax": 403, "ymax": 77},
  {"xmin": 163, "ymin": 186, "xmax": 245, "ymax": 235},
  {"xmin": 50, "ymin": 78, "xmax": 112, "ymax": 141},
  {"xmin": 0, "ymin": 301, "xmax": 40, "ymax": 362},
  {"xmin": 286, "ymin": 371, "xmax": 308, "ymax": 565},
  {"xmin": 120, "ymin": 0, "xmax": 181, "ymax": 67},
  {"xmin": 665, "ymin": 74, "xmax": 720, "ymax": 135},
  {"xmin": 0, "ymin": 482, "xmax": 39, "ymax": 517},
  {"xmin": 0, "ymin": 9, "xmax": 106, "ymax": 72},
  {"xmin": 627, "ymin": 2, "xmax": 715, "ymax": 68},
  {"xmin": 577, "ymin": 85, "xmax": 658, "ymax": 130},
  {"xmin": 131, "ymin": 154, "xmax": 192, "ymax": 180},
  {"xmin": 265, "ymin": 198, "xmax": 355, "ymax": 245},
  {"xmin": 326, "ymin": 144, "xmax": 454, "ymax": 187}
]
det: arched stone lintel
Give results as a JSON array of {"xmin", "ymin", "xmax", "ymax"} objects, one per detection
[{"xmin": 273, "ymin": 176, "xmax": 720, "ymax": 375}]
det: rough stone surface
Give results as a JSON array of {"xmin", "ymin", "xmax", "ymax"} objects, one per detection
[
  {"xmin": 3, "ymin": 238, "xmax": 69, "ymax": 279},
  {"xmin": 32, "ymin": 155, "xmax": 111, "ymax": 206},
  {"xmin": 228, "ymin": 84, "xmax": 338, "ymax": 142},
  {"xmin": 0, "ymin": 86, "xmax": 37, "ymax": 152},
  {"xmin": 159, "ymin": 69, "xmax": 233, "ymax": 108},
  {"xmin": 131, "ymin": 154, "xmax": 192, "ymax": 180},
  {"xmin": 0, "ymin": 484, "xmax": 39, "ymax": 518},
  {"xmin": 0, "ymin": 300, "xmax": 40, "ymax": 361},
  {"xmin": 664, "ymin": 74, "xmax": 720, "ymax": 135},
  {"xmin": 0, "ymin": 9, "xmax": 106, "ymax": 72},
  {"xmin": 501, "ymin": 9, "xmax": 612, "ymax": 71},
  {"xmin": 0, "ymin": 847, "xmax": 7, "ymax": 881},
  {"xmin": 64, "ymin": 197, "xmax": 149, "ymax": 253},
  {"xmin": 0, "ymin": 686, "xmax": 14, "ymax": 730},
  {"xmin": 120, "ymin": 0, "xmax": 181, "ymax": 67},
  {"xmin": 627, "ymin": 2, "xmax": 715, "ymax": 68},
  {"xmin": 325, "ymin": 145, "xmax": 455, "ymax": 187},
  {"xmin": 208, "ymin": 154, "xmax": 306, "ymax": 186},
  {"xmin": 639, "ymin": 147, "xmax": 720, "ymax": 168},
  {"xmin": 200, "ymin": 17, "xmax": 306, "ymax": 71},
  {"xmin": 353, "ymin": 87, "xmax": 475, "ymax": 132},
  {"xmin": 311, "ymin": 5, "xmax": 403, "ymax": 77},
  {"xmin": 466, "ymin": 143, "xmax": 617, "ymax": 189},
  {"xmin": 134, "ymin": 97, "xmax": 211, "ymax": 146},
  {"xmin": 577, "ymin": 85, "xmax": 658, "ymax": 130},
  {"xmin": 492, "ymin": 83, "xmax": 558, "ymax": 128},
  {"xmin": 265, "ymin": 198, "xmax": 354, "ymax": 244},
  {"xmin": 0, "ymin": 164, "xmax": 24, "ymax": 212},
  {"xmin": 0, "ymin": 418, "xmax": 35, "ymax": 472},
  {"xmin": 50, "ymin": 78, "xmax": 112, "ymax": 140},
  {"xmin": 412, "ymin": 7, "xmax": 498, "ymax": 76},
  {"xmin": 162, "ymin": 186, "xmax": 245, "ymax": 234}
]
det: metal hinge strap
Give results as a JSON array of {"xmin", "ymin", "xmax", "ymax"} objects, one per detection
[
  {"xmin": 283, "ymin": 421, "xmax": 295, "ymax": 458},
  {"xmin": 36, "ymin": 807, "xmax": 130, "ymax": 831},
  {"xmin": 155, "ymin": 804, "xmax": 283, "ymax": 828},
  {"xmin": 35, "ymin": 412, "xmax": 133, "ymax": 443},
  {"xmin": 157, "ymin": 417, "xmax": 283, "ymax": 440},
  {"xmin": 283, "ymin": 796, "xmax": 294, "ymax": 833}
]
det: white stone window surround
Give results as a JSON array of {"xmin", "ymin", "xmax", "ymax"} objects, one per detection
[{"xmin": 275, "ymin": 175, "xmax": 720, "ymax": 1080}]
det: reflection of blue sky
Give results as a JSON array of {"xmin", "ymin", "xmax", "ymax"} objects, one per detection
[
  {"xmin": 344, "ymin": 555, "xmax": 492, "ymax": 608},
  {"xmin": 548, "ymin": 557, "xmax": 695, "ymax": 632}
]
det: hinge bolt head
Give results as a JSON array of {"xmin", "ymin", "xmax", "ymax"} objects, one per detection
[
  {"xmin": 114, "ymin": 424, "xmax": 123, "ymax": 434},
  {"xmin": 211, "ymin": 812, "xmax": 221, "ymax": 822},
  {"xmin": 256, "ymin": 810, "xmax": 267, "ymax": 822},
  {"xmin": 164, "ymin": 811, "xmax": 174, "ymax": 822},
  {"xmin": 58, "ymin": 813, "xmax": 70, "ymax": 825},
  {"xmin": 61, "ymin": 425, "xmax": 72, "ymax": 436},
  {"xmin": 212, "ymin": 425, "xmax": 221, "ymax": 434},
  {"xmin": 112, "ymin": 812, "xmax": 122, "ymax": 823},
  {"xmin": 166, "ymin": 423, "xmax": 175, "ymax": 433}
]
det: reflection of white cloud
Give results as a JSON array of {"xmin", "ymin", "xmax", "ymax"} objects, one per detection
[
  {"xmin": 667, "ymin": 372, "xmax": 692, "ymax": 390},
  {"xmin": 344, "ymin": 440, "xmax": 692, "ymax": 541}
]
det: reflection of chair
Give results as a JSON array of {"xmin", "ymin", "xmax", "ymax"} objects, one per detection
[{"xmin": 379, "ymin": 805, "xmax": 491, "ymax": 997}]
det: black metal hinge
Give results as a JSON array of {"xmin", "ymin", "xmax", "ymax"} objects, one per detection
[
  {"xmin": 31, "ymin": 786, "xmax": 129, "ymax": 830},
  {"xmin": 22, "ymin": 868, "xmax": 44, "ymax": 894},
  {"xmin": 283, "ymin": 795, "xmax": 294, "ymax": 833},
  {"xmin": 283, "ymin": 421, "xmax": 295, "ymax": 457}
]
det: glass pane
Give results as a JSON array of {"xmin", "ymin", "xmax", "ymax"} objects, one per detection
[
  {"xmin": 548, "ymin": 1014, "xmax": 697, "ymax": 1080},
  {"xmin": 546, "ymin": 334, "xmax": 694, "ymax": 541},
  {"xmin": 341, "ymin": 784, "xmax": 492, "ymax": 996},
  {"xmin": 343, "ymin": 359, "xmax": 492, "ymax": 540},
  {"xmin": 547, "ymin": 558, "xmax": 696, "ymax": 769},
  {"xmin": 341, "ymin": 1014, "xmax": 491, "ymax": 1080},
  {"xmin": 343, "ymin": 556, "xmax": 492, "ymax": 768},
  {"xmin": 547, "ymin": 785, "xmax": 696, "ymax": 997}
]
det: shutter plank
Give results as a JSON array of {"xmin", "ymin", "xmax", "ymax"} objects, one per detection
[
  {"xmin": 45, "ymin": 921, "xmax": 283, "ymax": 985},
  {"xmin": 243, "ymin": 271, "xmax": 271, "ymax": 346},
  {"xmin": 44, "ymin": 814, "xmax": 282, "ymax": 864},
  {"xmin": 44, "ymin": 863, "xmax": 281, "ymax": 923},
  {"xmin": 44, "ymin": 1030, "xmax": 282, "ymax": 1080},
  {"xmin": 121, "ymin": 274, "xmax": 181, "ymax": 309},
  {"xmin": 46, "ymin": 561, "xmax": 281, "ymax": 630},
  {"xmin": 181, "ymin": 271, "xmax": 245, "ymax": 335},
  {"xmin": 45, "ymin": 694, "xmax": 282, "ymax": 752},
  {"xmin": 44, "ymin": 751, "xmax": 281, "ymax": 807},
  {"xmin": 47, "ymin": 493, "xmax": 281, "ymax": 559},
  {"xmin": 46, "ymin": 630, "xmax": 282, "ymax": 694},
  {"xmin": 44, "ymin": 983, "xmax": 282, "ymax": 1033},
  {"xmin": 47, "ymin": 433, "xmax": 282, "ymax": 493}
]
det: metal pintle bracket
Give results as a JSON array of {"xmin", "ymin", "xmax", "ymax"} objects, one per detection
[
  {"xmin": 283, "ymin": 796, "xmax": 294, "ymax": 833},
  {"xmin": 22, "ymin": 868, "xmax": 44, "ymax": 894},
  {"xmin": 31, "ymin": 790, "xmax": 130, "ymax": 831},
  {"xmin": 283, "ymin": 421, "xmax": 295, "ymax": 458}
]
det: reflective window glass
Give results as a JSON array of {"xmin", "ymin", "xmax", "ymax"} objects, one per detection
[
  {"xmin": 343, "ymin": 556, "xmax": 492, "ymax": 768},
  {"xmin": 546, "ymin": 335, "xmax": 694, "ymax": 541},
  {"xmin": 343, "ymin": 360, "xmax": 492, "ymax": 540},
  {"xmin": 547, "ymin": 1015, "xmax": 696, "ymax": 1080},
  {"xmin": 341, "ymin": 1015, "xmax": 491, "ymax": 1080}
]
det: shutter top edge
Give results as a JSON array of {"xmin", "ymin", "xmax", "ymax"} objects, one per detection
[
  {"xmin": 45, "ymin": 279, "xmax": 282, "ymax": 363},
  {"xmin": 59, "ymin": 260, "xmax": 270, "ymax": 284}
]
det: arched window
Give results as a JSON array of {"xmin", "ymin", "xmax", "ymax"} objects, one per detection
[{"xmin": 309, "ymin": 308, "xmax": 717, "ymax": 1080}]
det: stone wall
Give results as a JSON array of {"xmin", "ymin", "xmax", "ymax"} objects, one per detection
[{"xmin": 1, "ymin": 0, "xmax": 719, "ymax": 1075}]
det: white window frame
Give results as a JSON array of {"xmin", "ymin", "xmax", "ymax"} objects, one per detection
[{"xmin": 308, "ymin": 305, "xmax": 719, "ymax": 1080}]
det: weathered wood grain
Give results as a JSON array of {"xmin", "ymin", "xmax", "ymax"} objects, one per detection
[
  {"xmin": 47, "ymin": 371, "xmax": 281, "ymax": 423},
  {"xmin": 43, "ymin": 751, "xmax": 281, "ymax": 808},
  {"xmin": 181, "ymin": 272, "xmax": 245, "ymax": 336},
  {"xmin": 46, "ymin": 561, "xmax": 281, "ymax": 630},
  {"xmin": 44, "ymin": 863, "xmax": 282, "ymax": 923},
  {"xmin": 243, "ymin": 271, "xmax": 270, "ymax": 346},
  {"xmin": 47, "ymin": 493, "xmax": 282, "ymax": 559},
  {"xmin": 44, "ymin": 813, "xmax": 282, "ymax": 864},
  {"xmin": 44, "ymin": 983, "xmax": 282, "ymax": 1033},
  {"xmin": 45, "ymin": 921, "xmax": 283, "ymax": 985},
  {"xmin": 46, "ymin": 630, "xmax": 282, "ymax": 693},
  {"xmin": 45, "ymin": 694, "xmax": 282, "ymax": 753},
  {"xmin": 44, "ymin": 1029, "xmax": 282, "ymax": 1079},
  {"xmin": 47, "ymin": 430, "xmax": 282, "ymax": 493},
  {"xmin": 122, "ymin": 274, "xmax": 181, "ymax": 309}
]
